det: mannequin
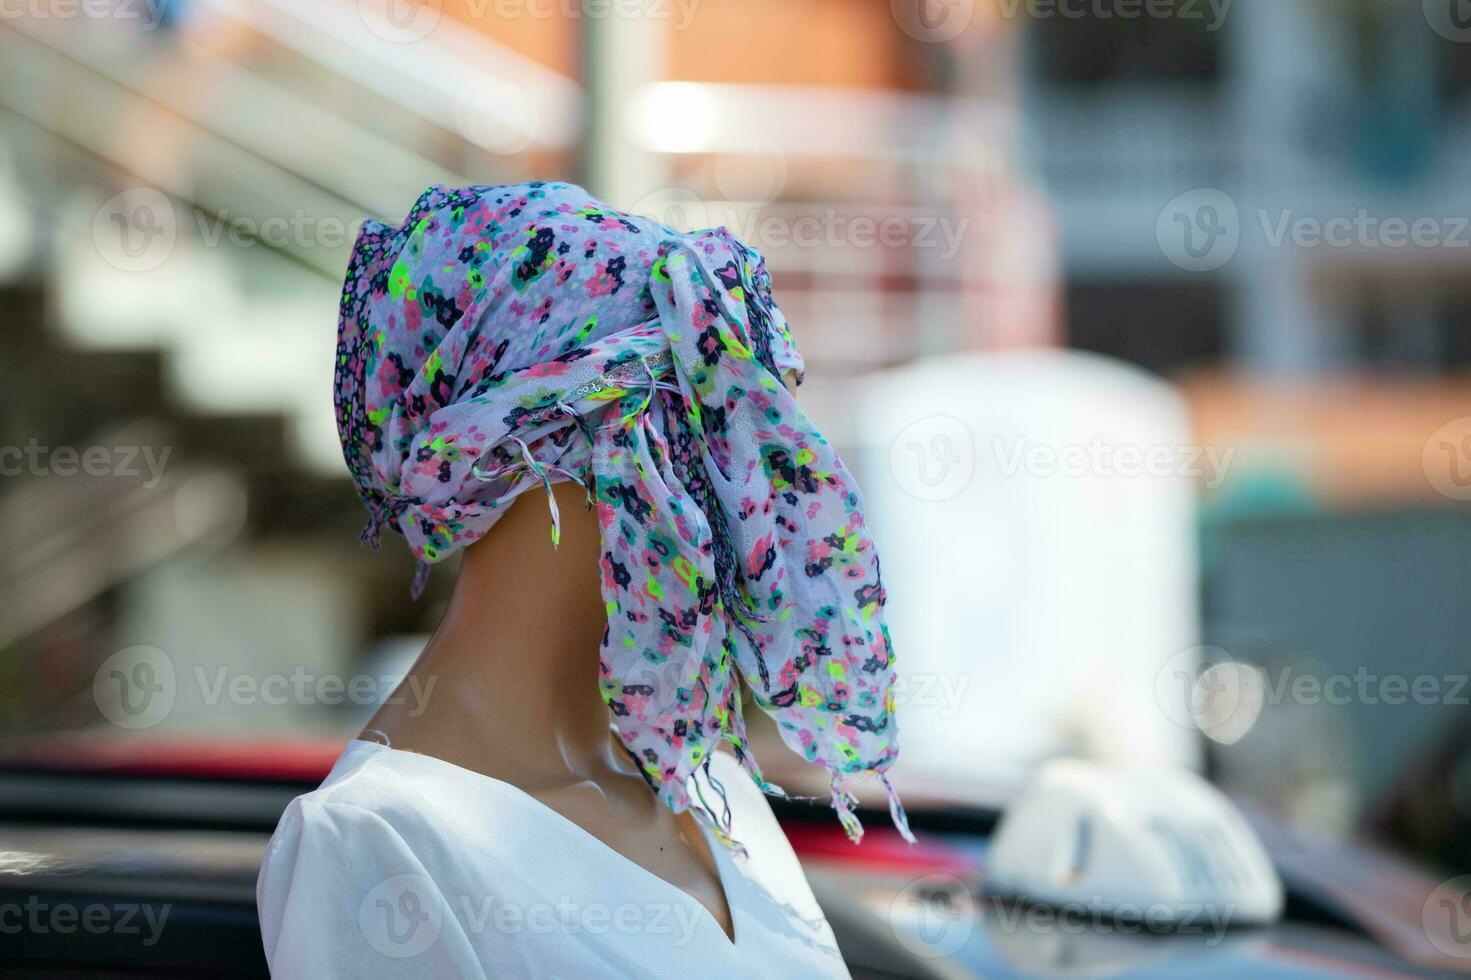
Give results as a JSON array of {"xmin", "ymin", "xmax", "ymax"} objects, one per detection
[
  {"xmin": 260, "ymin": 182, "xmax": 899, "ymax": 978},
  {"xmin": 361, "ymin": 480, "xmax": 733, "ymax": 940}
]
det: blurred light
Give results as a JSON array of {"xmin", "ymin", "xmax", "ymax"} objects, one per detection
[
  {"xmin": 173, "ymin": 473, "xmax": 248, "ymax": 548},
  {"xmin": 634, "ymin": 84, "xmax": 717, "ymax": 154},
  {"xmin": 0, "ymin": 851, "xmax": 53, "ymax": 876},
  {"xmin": 453, "ymin": 91, "xmax": 531, "ymax": 156},
  {"xmin": 1195, "ymin": 662, "xmax": 1266, "ymax": 746}
]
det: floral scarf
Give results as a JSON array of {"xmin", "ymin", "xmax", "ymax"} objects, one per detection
[{"xmin": 334, "ymin": 182, "xmax": 911, "ymax": 847}]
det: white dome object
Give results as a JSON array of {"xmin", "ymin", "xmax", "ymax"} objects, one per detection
[{"xmin": 986, "ymin": 759, "xmax": 1285, "ymax": 927}]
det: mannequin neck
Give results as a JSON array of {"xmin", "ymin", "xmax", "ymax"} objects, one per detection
[{"xmin": 364, "ymin": 479, "xmax": 619, "ymax": 784}]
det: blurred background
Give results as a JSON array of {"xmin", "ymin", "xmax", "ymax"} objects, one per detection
[{"xmin": 3, "ymin": 0, "xmax": 1471, "ymax": 972}]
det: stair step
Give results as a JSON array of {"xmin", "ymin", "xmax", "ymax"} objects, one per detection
[{"xmin": 4, "ymin": 348, "xmax": 169, "ymax": 450}]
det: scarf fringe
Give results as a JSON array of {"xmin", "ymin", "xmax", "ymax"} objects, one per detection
[
  {"xmin": 829, "ymin": 769, "xmax": 917, "ymax": 846},
  {"xmin": 731, "ymin": 739, "xmax": 785, "ymax": 798},
  {"xmin": 410, "ymin": 560, "xmax": 430, "ymax": 600},
  {"xmin": 692, "ymin": 755, "xmax": 748, "ymax": 859},
  {"xmin": 359, "ymin": 499, "xmax": 393, "ymax": 549},
  {"xmin": 882, "ymin": 772, "xmax": 917, "ymax": 845},
  {"xmin": 724, "ymin": 731, "xmax": 913, "ymax": 847},
  {"xmin": 830, "ymin": 773, "xmax": 863, "ymax": 843},
  {"xmin": 360, "ymin": 500, "xmax": 433, "ymax": 600},
  {"xmin": 471, "ymin": 434, "xmax": 591, "ymax": 553}
]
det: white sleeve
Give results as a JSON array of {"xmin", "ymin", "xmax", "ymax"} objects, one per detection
[{"xmin": 256, "ymin": 798, "xmax": 484, "ymax": 980}]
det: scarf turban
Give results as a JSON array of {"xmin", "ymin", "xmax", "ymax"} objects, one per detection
[{"xmin": 334, "ymin": 182, "xmax": 911, "ymax": 847}]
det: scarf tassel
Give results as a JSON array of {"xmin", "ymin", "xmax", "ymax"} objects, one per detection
[
  {"xmin": 360, "ymin": 497, "xmax": 434, "ymax": 599},
  {"xmin": 409, "ymin": 560, "xmax": 431, "ymax": 601},
  {"xmin": 692, "ymin": 755, "xmax": 748, "ymax": 859},
  {"xmin": 360, "ymin": 497, "xmax": 396, "ymax": 549},
  {"xmin": 830, "ymin": 772, "xmax": 864, "ymax": 843},
  {"xmin": 829, "ymin": 770, "xmax": 917, "ymax": 846},
  {"xmin": 472, "ymin": 435, "xmax": 588, "ymax": 551},
  {"xmin": 882, "ymin": 772, "xmax": 917, "ymax": 845}
]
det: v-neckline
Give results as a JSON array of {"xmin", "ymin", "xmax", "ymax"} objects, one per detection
[{"xmin": 348, "ymin": 739, "xmax": 740, "ymax": 947}]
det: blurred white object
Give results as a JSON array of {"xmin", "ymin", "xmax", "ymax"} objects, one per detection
[
  {"xmin": 987, "ymin": 760, "xmax": 1284, "ymax": 926},
  {"xmin": 853, "ymin": 350, "xmax": 1202, "ymax": 795}
]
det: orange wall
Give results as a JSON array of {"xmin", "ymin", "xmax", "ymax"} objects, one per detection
[
  {"xmin": 442, "ymin": 0, "xmax": 933, "ymax": 90},
  {"xmin": 443, "ymin": 0, "xmax": 578, "ymax": 74},
  {"xmin": 667, "ymin": 0, "xmax": 928, "ymax": 90}
]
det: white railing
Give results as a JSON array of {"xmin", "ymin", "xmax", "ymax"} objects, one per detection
[{"xmin": 197, "ymin": 0, "xmax": 581, "ymax": 156}]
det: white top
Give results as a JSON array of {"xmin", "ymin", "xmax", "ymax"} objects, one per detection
[{"xmin": 257, "ymin": 740, "xmax": 850, "ymax": 979}]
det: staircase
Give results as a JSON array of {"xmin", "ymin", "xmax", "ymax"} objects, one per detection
[{"xmin": 0, "ymin": 4, "xmax": 580, "ymax": 728}]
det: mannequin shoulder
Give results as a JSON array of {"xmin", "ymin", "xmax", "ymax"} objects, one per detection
[
  {"xmin": 262, "ymin": 746, "xmax": 467, "ymax": 873},
  {"xmin": 258, "ymin": 778, "xmax": 510, "ymax": 917}
]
